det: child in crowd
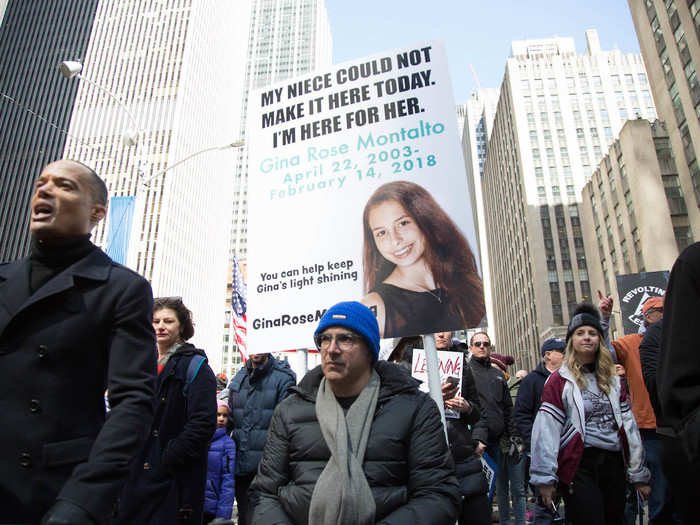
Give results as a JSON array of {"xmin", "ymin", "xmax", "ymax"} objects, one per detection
[{"xmin": 204, "ymin": 401, "xmax": 236, "ymax": 524}]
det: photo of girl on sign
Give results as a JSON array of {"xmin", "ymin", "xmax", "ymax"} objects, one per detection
[{"xmin": 360, "ymin": 180, "xmax": 485, "ymax": 338}]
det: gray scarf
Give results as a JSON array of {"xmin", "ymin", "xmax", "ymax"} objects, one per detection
[{"xmin": 308, "ymin": 370, "xmax": 380, "ymax": 525}]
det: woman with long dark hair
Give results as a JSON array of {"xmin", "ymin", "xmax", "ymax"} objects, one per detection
[
  {"xmin": 361, "ymin": 180, "xmax": 485, "ymax": 338},
  {"xmin": 530, "ymin": 304, "xmax": 650, "ymax": 525}
]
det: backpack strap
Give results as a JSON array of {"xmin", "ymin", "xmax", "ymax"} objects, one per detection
[{"xmin": 183, "ymin": 355, "xmax": 207, "ymax": 396}]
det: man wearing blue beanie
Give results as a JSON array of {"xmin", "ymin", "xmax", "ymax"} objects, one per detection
[{"xmin": 249, "ymin": 301, "xmax": 461, "ymax": 525}]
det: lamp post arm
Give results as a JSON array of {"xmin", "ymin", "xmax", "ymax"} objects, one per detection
[
  {"xmin": 75, "ymin": 73, "xmax": 142, "ymax": 134},
  {"xmin": 140, "ymin": 141, "xmax": 244, "ymax": 187}
]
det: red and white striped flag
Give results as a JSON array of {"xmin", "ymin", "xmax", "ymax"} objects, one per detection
[{"xmin": 231, "ymin": 255, "xmax": 248, "ymax": 361}]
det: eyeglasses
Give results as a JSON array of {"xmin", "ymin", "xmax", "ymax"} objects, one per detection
[
  {"xmin": 314, "ymin": 332, "xmax": 362, "ymax": 351},
  {"xmin": 472, "ymin": 341, "xmax": 491, "ymax": 348}
]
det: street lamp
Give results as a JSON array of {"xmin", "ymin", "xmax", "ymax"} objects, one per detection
[
  {"xmin": 59, "ymin": 60, "xmax": 140, "ymax": 146},
  {"xmin": 140, "ymin": 141, "xmax": 245, "ymax": 187},
  {"xmin": 59, "ymin": 59, "xmax": 245, "ymax": 265}
]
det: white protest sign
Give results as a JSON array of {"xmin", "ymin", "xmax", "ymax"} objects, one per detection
[
  {"xmin": 411, "ymin": 349, "xmax": 463, "ymax": 418},
  {"xmin": 246, "ymin": 41, "xmax": 485, "ymax": 352},
  {"xmin": 481, "ymin": 452, "xmax": 498, "ymax": 501}
]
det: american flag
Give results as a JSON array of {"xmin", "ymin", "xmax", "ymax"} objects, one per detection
[{"xmin": 231, "ymin": 255, "xmax": 248, "ymax": 361}]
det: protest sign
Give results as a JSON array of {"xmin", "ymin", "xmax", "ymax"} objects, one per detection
[
  {"xmin": 411, "ymin": 349, "xmax": 463, "ymax": 418},
  {"xmin": 481, "ymin": 452, "xmax": 498, "ymax": 501},
  {"xmin": 615, "ymin": 271, "xmax": 669, "ymax": 334},
  {"xmin": 246, "ymin": 41, "xmax": 485, "ymax": 351}
]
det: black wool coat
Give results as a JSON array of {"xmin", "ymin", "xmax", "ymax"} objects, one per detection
[
  {"xmin": 114, "ymin": 343, "xmax": 217, "ymax": 525},
  {"xmin": 469, "ymin": 356, "xmax": 515, "ymax": 442},
  {"xmin": 658, "ymin": 242, "xmax": 700, "ymax": 460},
  {"xmin": 250, "ymin": 361, "xmax": 461, "ymax": 525},
  {"xmin": 0, "ymin": 248, "xmax": 156, "ymax": 524}
]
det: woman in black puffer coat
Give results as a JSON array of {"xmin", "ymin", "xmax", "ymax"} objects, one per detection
[{"xmin": 249, "ymin": 360, "xmax": 461, "ymax": 525}]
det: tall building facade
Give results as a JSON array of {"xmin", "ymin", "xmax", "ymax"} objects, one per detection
[
  {"xmin": 220, "ymin": 0, "xmax": 332, "ymax": 378},
  {"xmin": 628, "ymin": 0, "xmax": 700, "ymax": 237},
  {"xmin": 482, "ymin": 31, "xmax": 655, "ymax": 369},
  {"xmin": 0, "ymin": 1, "xmax": 9, "ymax": 25},
  {"xmin": 456, "ymin": 103, "xmax": 467, "ymax": 141},
  {"xmin": 0, "ymin": 0, "xmax": 99, "ymax": 262},
  {"xmin": 462, "ymin": 88, "xmax": 500, "ymax": 335},
  {"xmin": 63, "ymin": 0, "xmax": 251, "ymax": 365},
  {"xmin": 581, "ymin": 118, "xmax": 692, "ymax": 336}
]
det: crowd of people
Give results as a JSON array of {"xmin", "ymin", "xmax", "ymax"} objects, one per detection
[{"xmin": 1, "ymin": 158, "xmax": 698, "ymax": 525}]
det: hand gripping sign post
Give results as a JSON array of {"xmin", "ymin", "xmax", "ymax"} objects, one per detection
[
  {"xmin": 412, "ymin": 336, "xmax": 465, "ymax": 435},
  {"xmin": 246, "ymin": 42, "xmax": 485, "ymax": 426}
]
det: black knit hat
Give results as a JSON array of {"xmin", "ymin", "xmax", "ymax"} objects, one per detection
[{"xmin": 566, "ymin": 303, "xmax": 603, "ymax": 342}]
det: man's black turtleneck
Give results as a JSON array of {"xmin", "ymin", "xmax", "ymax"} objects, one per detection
[{"xmin": 29, "ymin": 234, "xmax": 96, "ymax": 293}]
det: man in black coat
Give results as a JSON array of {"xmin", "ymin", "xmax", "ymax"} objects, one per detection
[
  {"xmin": 467, "ymin": 331, "xmax": 516, "ymax": 455},
  {"xmin": 655, "ymin": 242, "xmax": 700, "ymax": 524},
  {"xmin": 467, "ymin": 331, "xmax": 522, "ymax": 523},
  {"xmin": 0, "ymin": 160, "xmax": 156, "ymax": 524},
  {"xmin": 250, "ymin": 301, "xmax": 461, "ymax": 525}
]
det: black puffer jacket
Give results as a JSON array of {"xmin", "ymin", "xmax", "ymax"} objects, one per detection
[
  {"xmin": 250, "ymin": 361, "xmax": 461, "ymax": 525},
  {"xmin": 469, "ymin": 356, "xmax": 515, "ymax": 442}
]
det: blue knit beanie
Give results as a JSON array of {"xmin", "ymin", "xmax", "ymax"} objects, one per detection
[{"xmin": 314, "ymin": 301, "xmax": 380, "ymax": 364}]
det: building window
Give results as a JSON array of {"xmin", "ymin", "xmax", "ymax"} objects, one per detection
[
  {"xmin": 632, "ymin": 228, "xmax": 644, "ymax": 271},
  {"xmin": 662, "ymin": 174, "xmax": 687, "ymax": 215},
  {"xmin": 674, "ymin": 225, "xmax": 693, "ymax": 252},
  {"xmin": 688, "ymin": 159, "xmax": 700, "ymax": 204},
  {"xmin": 552, "ymin": 304, "xmax": 563, "ymax": 325}
]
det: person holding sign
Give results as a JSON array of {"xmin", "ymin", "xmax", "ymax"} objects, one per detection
[
  {"xmin": 361, "ymin": 181, "xmax": 485, "ymax": 338},
  {"xmin": 250, "ymin": 301, "xmax": 460, "ymax": 524},
  {"xmin": 530, "ymin": 304, "xmax": 650, "ymax": 525},
  {"xmin": 435, "ymin": 332, "xmax": 491, "ymax": 525}
]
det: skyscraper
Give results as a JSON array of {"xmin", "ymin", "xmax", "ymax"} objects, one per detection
[
  {"xmin": 627, "ymin": 0, "xmax": 700, "ymax": 236},
  {"xmin": 0, "ymin": 0, "xmax": 99, "ymax": 262},
  {"xmin": 0, "ymin": 1, "xmax": 9, "ymax": 25},
  {"xmin": 62, "ymin": 0, "xmax": 251, "ymax": 364},
  {"xmin": 462, "ymin": 88, "xmax": 500, "ymax": 334},
  {"xmin": 220, "ymin": 0, "xmax": 332, "ymax": 378},
  {"xmin": 482, "ymin": 30, "xmax": 655, "ymax": 368},
  {"xmin": 580, "ymin": 118, "xmax": 690, "ymax": 336}
]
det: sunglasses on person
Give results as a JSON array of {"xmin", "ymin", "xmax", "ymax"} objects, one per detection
[
  {"xmin": 314, "ymin": 332, "xmax": 362, "ymax": 351},
  {"xmin": 472, "ymin": 341, "xmax": 491, "ymax": 348}
]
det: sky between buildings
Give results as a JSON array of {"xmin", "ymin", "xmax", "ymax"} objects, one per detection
[{"xmin": 326, "ymin": 0, "xmax": 641, "ymax": 103}]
